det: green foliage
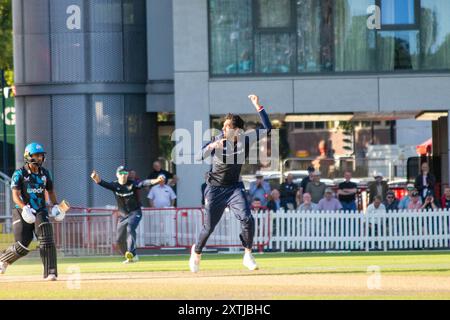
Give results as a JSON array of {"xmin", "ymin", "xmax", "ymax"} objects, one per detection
[
  {"xmin": 159, "ymin": 135, "xmax": 174, "ymax": 161},
  {"xmin": 0, "ymin": 0, "xmax": 13, "ymax": 85},
  {"xmin": 337, "ymin": 121, "xmax": 354, "ymax": 132}
]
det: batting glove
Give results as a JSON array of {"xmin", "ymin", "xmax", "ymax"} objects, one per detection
[
  {"xmin": 21, "ymin": 205, "xmax": 36, "ymax": 224},
  {"xmin": 51, "ymin": 205, "xmax": 66, "ymax": 222}
]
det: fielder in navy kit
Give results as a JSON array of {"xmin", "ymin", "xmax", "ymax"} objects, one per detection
[
  {"xmin": 189, "ymin": 94, "xmax": 272, "ymax": 272},
  {"xmin": 91, "ymin": 167, "xmax": 164, "ymax": 263}
]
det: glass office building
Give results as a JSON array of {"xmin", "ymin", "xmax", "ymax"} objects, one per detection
[
  {"xmin": 209, "ymin": 0, "xmax": 450, "ymax": 75},
  {"xmin": 13, "ymin": 0, "xmax": 450, "ymax": 206}
]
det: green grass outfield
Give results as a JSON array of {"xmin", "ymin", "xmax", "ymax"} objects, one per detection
[{"xmin": 0, "ymin": 251, "xmax": 449, "ymax": 300}]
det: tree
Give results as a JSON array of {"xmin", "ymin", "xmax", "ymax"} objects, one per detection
[
  {"xmin": 338, "ymin": 121, "xmax": 355, "ymax": 156},
  {"xmin": 0, "ymin": 0, "xmax": 13, "ymax": 85}
]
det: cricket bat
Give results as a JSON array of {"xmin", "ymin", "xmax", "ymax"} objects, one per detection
[{"xmin": 59, "ymin": 199, "xmax": 71, "ymax": 213}]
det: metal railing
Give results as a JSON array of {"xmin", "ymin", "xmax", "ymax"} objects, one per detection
[
  {"xmin": 1, "ymin": 207, "xmax": 449, "ymax": 256},
  {"xmin": 0, "ymin": 171, "xmax": 12, "ymax": 235}
]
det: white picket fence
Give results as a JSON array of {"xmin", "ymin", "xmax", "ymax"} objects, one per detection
[
  {"xmin": 1, "ymin": 207, "xmax": 449, "ymax": 256},
  {"xmin": 269, "ymin": 209, "xmax": 450, "ymax": 252}
]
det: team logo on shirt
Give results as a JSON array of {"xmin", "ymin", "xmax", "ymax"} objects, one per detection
[{"xmin": 27, "ymin": 187, "xmax": 45, "ymax": 194}]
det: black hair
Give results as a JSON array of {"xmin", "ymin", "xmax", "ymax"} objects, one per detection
[{"xmin": 224, "ymin": 113, "xmax": 245, "ymax": 130}]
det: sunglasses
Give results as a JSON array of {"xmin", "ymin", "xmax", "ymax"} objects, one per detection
[{"xmin": 118, "ymin": 171, "xmax": 129, "ymax": 175}]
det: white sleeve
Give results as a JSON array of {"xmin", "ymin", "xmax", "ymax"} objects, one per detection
[
  {"xmin": 169, "ymin": 187, "xmax": 177, "ymax": 200},
  {"xmin": 147, "ymin": 188, "xmax": 155, "ymax": 200}
]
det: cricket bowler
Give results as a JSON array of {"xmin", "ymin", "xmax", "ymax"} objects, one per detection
[{"xmin": 189, "ymin": 94, "xmax": 272, "ymax": 272}]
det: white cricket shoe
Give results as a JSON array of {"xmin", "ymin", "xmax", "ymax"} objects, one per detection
[
  {"xmin": 243, "ymin": 252, "xmax": 258, "ymax": 271},
  {"xmin": 45, "ymin": 274, "xmax": 57, "ymax": 281},
  {"xmin": 189, "ymin": 244, "xmax": 200, "ymax": 273},
  {"xmin": 0, "ymin": 261, "xmax": 8, "ymax": 274}
]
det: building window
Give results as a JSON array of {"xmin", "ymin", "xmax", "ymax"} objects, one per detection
[
  {"xmin": 292, "ymin": 122, "xmax": 329, "ymax": 130},
  {"xmin": 334, "ymin": 0, "xmax": 377, "ymax": 72},
  {"xmin": 304, "ymin": 122, "xmax": 314, "ymax": 130},
  {"xmin": 254, "ymin": 0, "xmax": 296, "ymax": 73},
  {"xmin": 379, "ymin": 0, "xmax": 419, "ymax": 28},
  {"xmin": 255, "ymin": 33, "xmax": 296, "ymax": 73},
  {"xmin": 420, "ymin": 0, "xmax": 450, "ymax": 70},
  {"xmin": 297, "ymin": 0, "xmax": 333, "ymax": 72},
  {"xmin": 315, "ymin": 122, "xmax": 325, "ymax": 129},
  {"xmin": 376, "ymin": 0, "xmax": 420, "ymax": 70},
  {"xmin": 209, "ymin": 0, "xmax": 254, "ymax": 75},
  {"xmin": 377, "ymin": 30, "xmax": 419, "ymax": 70},
  {"xmin": 255, "ymin": 0, "xmax": 294, "ymax": 29},
  {"xmin": 208, "ymin": 0, "xmax": 450, "ymax": 75}
]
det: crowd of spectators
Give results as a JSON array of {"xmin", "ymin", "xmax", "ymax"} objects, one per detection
[
  {"xmin": 125, "ymin": 159, "xmax": 448, "ymax": 214},
  {"xmin": 245, "ymin": 162, "xmax": 447, "ymax": 214}
]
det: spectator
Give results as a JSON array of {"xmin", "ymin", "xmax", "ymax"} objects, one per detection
[
  {"xmin": 383, "ymin": 190, "xmax": 399, "ymax": 212},
  {"xmin": 337, "ymin": 171, "xmax": 358, "ymax": 212},
  {"xmin": 279, "ymin": 174, "xmax": 298, "ymax": 210},
  {"xmin": 128, "ymin": 170, "xmax": 138, "ymax": 182},
  {"xmin": 368, "ymin": 172, "xmax": 388, "ymax": 203},
  {"xmin": 366, "ymin": 195, "xmax": 386, "ymax": 214},
  {"xmin": 398, "ymin": 183, "xmax": 416, "ymax": 209},
  {"xmin": 249, "ymin": 174, "xmax": 271, "ymax": 206},
  {"xmin": 317, "ymin": 188, "xmax": 343, "ymax": 212},
  {"xmin": 147, "ymin": 175, "xmax": 177, "ymax": 208},
  {"xmin": 407, "ymin": 190, "xmax": 423, "ymax": 210},
  {"xmin": 251, "ymin": 198, "xmax": 264, "ymax": 212},
  {"xmin": 298, "ymin": 193, "xmax": 317, "ymax": 211},
  {"xmin": 295, "ymin": 190, "xmax": 303, "ymax": 208},
  {"xmin": 201, "ymin": 172, "xmax": 208, "ymax": 206},
  {"xmin": 225, "ymin": 50, "xmax": 252, "ymax": 74},
  {"xmin": 299, "ymin": 166, "xmax": 315, "ymax": 194},
  {"xmin": 366, "ymin": 196, "xmax": 386, "ymax": 245},
  {"xmin": 421, "ymin": 190, "xmax": 439, "ymax": 211},
  {"xmin": 267, "ymin": 189, "xmax": 283, "ymax": 212},
  {"xmin": 415, "ymin": 162, "xmax": 436, "ymax": 202},
  {"xmin": 127, "ymin": 169, "xmax": 142, "ymax": 205},
  {"xmin": 441, "ymin": 187, "xmax": 450, "ymax": 209},
  {"xmin": 305, "ymin": 171, "xmax": 326, "ymax": 204},
  {"xmin": 147, "ymin": 160, "xmax": 176, "ymax": 187}
]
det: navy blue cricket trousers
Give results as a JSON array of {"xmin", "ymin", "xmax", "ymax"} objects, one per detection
[
  {"xmin": 195, "ymin": 183, "xmax": 255, "ymax": 254},
  {"xmin": 116, "ymin": 209, "xmax": 142, "ymax": 256}
]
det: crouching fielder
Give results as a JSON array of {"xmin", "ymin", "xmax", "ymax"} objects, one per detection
[{"xmin": 0, "ymin": 143, "xmax": 68, "ymax": 281}]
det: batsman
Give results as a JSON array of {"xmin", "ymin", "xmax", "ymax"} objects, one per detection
[{"xmin": 0, "ymin": 142, "xmax": 69, "ymax": 281}]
